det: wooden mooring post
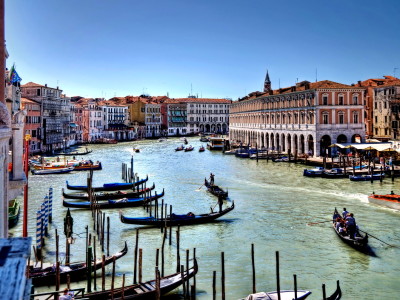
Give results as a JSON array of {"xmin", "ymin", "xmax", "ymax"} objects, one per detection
[
  {"xmin": 221, "ymin": 252, "xmax": 225, "ymax": 300},
  {"xmin": 276, "ymin": 251, "xmax": 281, "ymax": 300}
]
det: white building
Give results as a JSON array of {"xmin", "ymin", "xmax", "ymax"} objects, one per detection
[{"xmin": 145, "ymin": 102, "xmax": 162, "ymax": 138}]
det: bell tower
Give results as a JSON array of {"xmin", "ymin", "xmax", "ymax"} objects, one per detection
[{"xmin": 264, "ymin": 70, "xmax": 271, "ymax": 93}]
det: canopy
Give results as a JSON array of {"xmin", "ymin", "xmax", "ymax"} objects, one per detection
[{"xmin": 329, "ymin": 143, "xmax": 394, "ymax": 151}]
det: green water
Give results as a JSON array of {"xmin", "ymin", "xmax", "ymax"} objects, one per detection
[{"xmin": 11, "ymin": 137, "xmax": 400, "ymax": 299}]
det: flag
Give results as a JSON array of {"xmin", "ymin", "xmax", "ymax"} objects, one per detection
[{"xmin": 9, "ymin": 63, "xmax": 22, "ymax": 84}]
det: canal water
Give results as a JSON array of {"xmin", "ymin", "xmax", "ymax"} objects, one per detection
[{"xmin": 11, "ymin": 137, "xmax": 400, "ymax": 299}]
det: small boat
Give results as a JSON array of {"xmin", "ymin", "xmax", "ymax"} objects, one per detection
[
  {"xmin": 120, "ymin": 202, "xmax": 235, "ymax": 227},
  {"xmin": 242, "ymin": 289, "xmax": 311, "ymax": 300},
  {"xmin": 326, "ymin": 280, "xmax": 342, "ymax": 300},
  {"xmin": 204, "ymin": 178, "xmax": 228, "ymax": 199},
  {"xmin": 322, "ymin": 168, "xmax": 348, "ymax": 179},
  {"xmin": 133, "ymin": 148, "xmax": 140, "ymax": 153},
  {"xmin": 8, "ymin": 199, "xmax": 20, "ymax": 228},
  {"xmin": 63, "ymin": 189, "xmax": 165, "ymax": 209},
  {"xmin": 349, "ymin": 173, "xmax": 384, "ymax": 181},
  {"xmin": 184, "ymin": 145, "xmax": 194, "ymax": 152},
  {"xmin": 158, "ymin": 137, "xmax": 167, "ymax": 142},
  {"xmin": 66, "ymin": 175, "xmax": 149, "ymax": 192},
  {"xmin": 332, "ymin": 208, "xmax": 369, "ymax": 253},
  {"xmin": 29, "ymin": 242, "xmax": 128, "ymax": 286},
  {"xmin": 183, "ymin": 138, "xmax": 188, "ymax": 144},
  {"xmin": 200, "ymin": 136, "xmax": 209, "ymax": 142},
  {"xmin": 199, "ymin": 146, "xmax": 205, "ymax": 152},
  {"xmin": 73, "ymin": 161, "xmax": 102, "ymax": 171},
  {"xmin": 74, "ymin": 258, "xmax": 198, "ymax": 299},
  {"xmin": 62, "ymin": 183, "xmax": 155, "ymax": 201},
  {"xmin": 175, "ymin": 145, "xmax": 185, "ymax": 151},
  {"xmin": 272, "ymin": 156, "xmax": 289, "ymax": 162},
  {"xmin": 368, "ymin": 193, "xmax": 400, "ymax": 210},
  {"xmin": 58, "ymin": 148, "xmax": 92, "ymax": 156},
  {"xmin": 235, "ymin": 151, "xmax": 250, "ymax": 158},
  {"xmin": 303, "ymin": 167, "xmax": 325, "ymax": 177},
  {"xmin": 31, "ymin": 167, "xmax": 74, "ymax": 175},
  {"xmin": 223, "ymin": 150, "xmax": 237, "ymax": 155}
]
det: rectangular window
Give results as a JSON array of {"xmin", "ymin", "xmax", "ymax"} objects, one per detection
[
  {"xmin": 352, "ymin": 96, "xmax": 358, "ymax": 105},
  {"xmin": 339, "ymin": 114, "xmax": 344, "ymax": 124},
  {"xmin": 374, "ymin": 102, "xmax": 377, "ymax": 109},
  {"xmin": 384, "ymin": 102, "xmax": 387, "ymax": 109},
  {"xmin": 385, "ymin": 116, "xmax": 387, "ymax": 123},
  {"xmin": 323, "ymin": 114, "xmax": 328, "ymax": 124},
  {"xmin": 338, "ymin": 96, "xmax": 344, "ymax": 105},
  {"xmin": 354, "ymin": 114, "xmax": 359, "ymax": 124},
  {"xmin": 323, "ymin": 96, "xmax": 328, "ymax": 105},
  {"xmin": 375, "ymin": 116, "xmax": 378, "ymax": 123}
]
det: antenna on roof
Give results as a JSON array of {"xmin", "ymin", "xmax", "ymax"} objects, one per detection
[
  {"xmin": 315, "ymin": 68, "xmax": 318, "ymax": 82},
  {"xmin": 279, "ymin": 78, "xmax": 280, "ymax": 89},
  {"xmin": 394, "ymin": 67, "xmax": 399, "ymax": 78}
]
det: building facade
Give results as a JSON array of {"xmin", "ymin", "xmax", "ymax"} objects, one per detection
[
  {"xmin": 229, "ymin": 80, "xmax": 365, "ymax": 157},
  {"xmin": 145, "ymin": 102, "xmax": 162, "ymax": 138}
]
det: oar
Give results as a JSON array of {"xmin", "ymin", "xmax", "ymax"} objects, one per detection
[
  {"xmin": 196, "ymin": 184, "xmax": 204, "ymax": 191},
  {"xmin": 358, "ymin": 229, "xmax": 397, "ymax": 247},
  {"xmin": 307, "ymin": 220, "xmax": 332, "ymax": 226}
]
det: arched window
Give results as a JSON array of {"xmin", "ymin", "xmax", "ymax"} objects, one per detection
[
  {"xmin": 322, "ymin": 93, "xmax": 329, "ymax": 105},
  {"xmin": 353, "ymin": 112, "xmax": 359, "ymax": 124},
  {"xmin": 338, "ymin": 111, "xmax": 345, "ymax": 124},
  {"xmin": 338, "ymin": 93, "xmax": 344, "ymax": 105},
  {"xmin": 352, "ymin": 93, "xmax": 359, "ymax": 105}
]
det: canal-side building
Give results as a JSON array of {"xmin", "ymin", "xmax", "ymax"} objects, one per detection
[
  {"xmin": 21, "ymin": 98, "xmax": 41, "ymax": 153},
  {"xmin": 229, "ymin": 79, "xmax": 365, "ymax": 157},
  {"xmin": 101, "ymin": 101, "xmax": 133, "ymax": 140},
  {"xmin": 21, "ymin": 82, "xmax": 71, "ymax": 152},
  {"xmin": 82, "ymin": 98, "xmax": 104, "ymax": 142},
  {"xmin": 144, "ymin": 102, "xmax": 162, "ymax": 138},
  {"xmin": 372, "ymin": 81, "xmax": 400, "ymax": 140},
  {"xmin": 179, "ymin": 97, "xmax": 231, "ymax": 135},
  {"xmin": 357, "ymin": 76, "xmax": 400, "ymax": 139},
  {"xmin": 166, "ymin": 99, "xmax": 187, "ymax": 136}
]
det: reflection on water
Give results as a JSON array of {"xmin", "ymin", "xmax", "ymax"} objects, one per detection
[{"xmin": 11, "ymin": 137, "xmax": 400, "ymax": 299}]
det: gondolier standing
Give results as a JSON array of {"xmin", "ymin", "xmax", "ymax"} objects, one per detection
[
  {"xmin": 210, "ymin": 172, "xmax": 215, "ymax": 185},
  {"xmin": 218, "ymin": 195, "xmax": 223, "ymax": 212}
]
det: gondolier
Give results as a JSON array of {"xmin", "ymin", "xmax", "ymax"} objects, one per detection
[{"xmin": 210, "ymin": 172, "xmax": 215, "ymax": 185}]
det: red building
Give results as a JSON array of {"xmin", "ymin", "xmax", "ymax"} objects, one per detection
[{"xmin": 21, "ymin": 98, "xmax": 41, "ymax": 153}]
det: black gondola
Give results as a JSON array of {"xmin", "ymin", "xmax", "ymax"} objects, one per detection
[
  {"xmin": 332, "ymin": 208, "xmax": 370, "ymax": 253},
  {"xmin": 322, "ymin": 168, "xmax": 348, "ymax": 179},
  {"xmin": 326, "ymin": 280, "xmax": 342, "ymax": 300},
  {"xmin": 29, "ymin": 242, "xmax": 127, "ymax": 286},
  {"xmin": 204, "ymin": 178, "xmax": 228, "ymax": 199},
  {"xmin": 58, "ymin": 148, "xmax": 92, "ymax": 156},
  {"xmin": 74, "ymin": 258, "xmax": 198, "ymax": 299},
  {"xmin": 62, "ymin": 183, "xmax": 155, "ymax": 201},
  {"xmin": 63, "ymin": 189, "xmax": 165, "ymax": 209},
  {"xmin": 120, "ymin": 202, "xmax": 235, "ymax": 227},
  {"xmin": 66, "ymin": 175, "xmax": 149, "ymax": 191}
]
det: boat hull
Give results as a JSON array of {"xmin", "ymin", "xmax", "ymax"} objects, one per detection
[{"xmin": 368, "ymin": 194, "xmax": 400, "ymax": 210}]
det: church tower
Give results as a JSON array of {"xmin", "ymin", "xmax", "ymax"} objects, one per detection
[{"xmin": 263, "ymin": 70, "xmax": 271, "ymax": 93}]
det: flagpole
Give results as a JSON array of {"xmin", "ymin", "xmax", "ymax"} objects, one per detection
[{"xmin": 23, "ymin": 134, "xmax": 30, "ymax": 237}]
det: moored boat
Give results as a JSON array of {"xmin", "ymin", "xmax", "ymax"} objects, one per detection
[
  {"xmin": 120, "ymin": 202, "xmax": 234, "ymax": 227},
  {"xmin": 62, "ymin": 183, "xmax": 155, "ymax": 200},
  {"xmin": 368, "ymin": 193, "xmax": 400, "ymax": 210},
  {"xmin": 332, "ymin": 208, "xmax": 370, "ymax": 254},
  {"xmin": 204, "ymin": 178, "xmax": 228, "ymax": 199},
  {"xmin": 242, "ymin": 289, "xmax": 311, "ymax": 300},
  {"xmin": 63, "ymin": 189, "xmax": 165, "ymax": 209},
  {"xmin": 303, "ymin": 167, "xmax": 325, "ymax": 177},
  {"xmin": 58, "ymin": 148, "xmax": 92, "ymax": 156},
  {"xmin": 8, "ymin": 199, "xmax": 20, "ymax": 228},
  {"xmin": 32, "ymin": 167, "xmax": 74, "ymax": 175},
  {"xmin": 74, "ymin": 258, "xmax": 198, "ymax": 299},
  {"xmin": 73, "ymin": 161, "xmax": 102, "ymax": 171},
  {"xmin": 207, "ymin": 137, "xmax": 225, "ymax": 150},
  {"xmin": 349, "ymin": 173, "xmax": 384, "ymax": 181},
  {"xmin": 66, "ymin": 175, "xmax": 149, "ymax": 191},
  {"xmin": 199, "ymin": 145, "xmax": 205, "ymax": 152},
  {"xmin": 29, "ymin": 242, "xmax": 128, "ymax": 286},
  {"xmin": 322, "ymin": 168, "xmax": 348, "ymax": 179}
]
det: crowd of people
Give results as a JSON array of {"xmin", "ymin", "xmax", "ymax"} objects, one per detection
[{"xmin": 333, "ymin": 208, "xmax": 358, "ymax": 239}]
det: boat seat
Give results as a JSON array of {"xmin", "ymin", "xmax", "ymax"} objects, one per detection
[{"xmin": 134, "ymin": 282, "xmax": 155, "ymax": 293}]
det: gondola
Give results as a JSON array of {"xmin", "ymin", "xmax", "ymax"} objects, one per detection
[
  {"xmin": 75, "ymin": 258, "xmax": 198, "ymax": 299},
  {"xmin": 326, "ymin": 280, "xmax": 342, "ymax": 300},
  {"xmin": 199, "ymin": 146, "xmax": 205, "ymax": 152},
  {"xmin": 62, "ymin": 183, "xmax": 155, "ymax": 201},
  {"xmin": 63, "ymin": 189, "xmax": 165, "ymax": 209},
  {"xmin": 242, "ymin": 289, "xmax": 311, "ymax": 300},
  {"xmin": 204, "ymin": 178, "xmax": 228, "ymax": 199},
  {"xmin": 66, "ymin": 175, "xmax": 149, "ymax": 192},
  {"xmin": 184, "ymin": 146, "xmax": 194, "ymax": 152},
  {"xmin": 349, "ymin": 173, "xmax": 384, "ymax": 181},
  {"xmin": 29, "ymin": 242, "xmax": 127, "ymax": 286},
  {"xmin": 120, "ymin": 202, "xmax": 235, "ymax": 227},
  {"xmin": 175, "ymin": 145, "xmax": 184, "ymax": 151},
  {"xmin": 332, "ymin": 208, "xmax": 369, "ymax": 253}
]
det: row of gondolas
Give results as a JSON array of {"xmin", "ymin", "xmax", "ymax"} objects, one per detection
[
  {"xmin": 31, "ymin": 175, "xmax": 345, "ymax": 299},
  {"xmin": 303, "ymin": 166, "xmax": 388, "ymax": 181}
]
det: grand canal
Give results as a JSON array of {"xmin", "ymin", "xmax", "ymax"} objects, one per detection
[{"xmin": 11, "ymin": 137, "xmax": 400, "ymax": 299}]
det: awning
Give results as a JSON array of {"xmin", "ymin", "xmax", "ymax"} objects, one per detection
[
  {"xmin": 69, "ymin": 123, "xmax": 78, "ymax": 127},
  {"xmin": 329, "ymin": 143, "xmax": 394, "ymax": 151}
]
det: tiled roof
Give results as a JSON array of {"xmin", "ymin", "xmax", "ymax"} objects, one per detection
[
  {"xmin": 174, "ymin": 98, "xmax": 232, "ymax": 104},
  {"xmin": 21, "ymin": 82, "xmax": 45, "ymax": 87}
]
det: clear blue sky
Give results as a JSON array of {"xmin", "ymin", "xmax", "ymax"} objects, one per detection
[{"xmin": 6, "ymin": 0, "xmax": 400, "ymax": 100}]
